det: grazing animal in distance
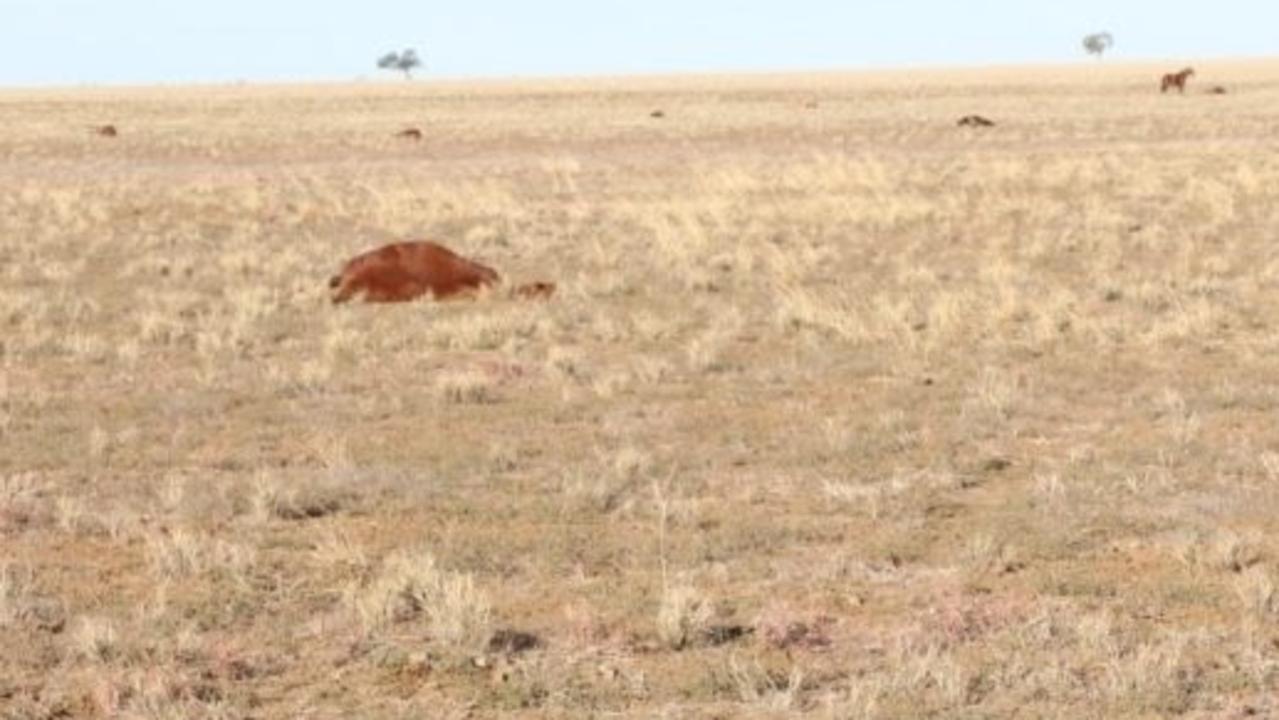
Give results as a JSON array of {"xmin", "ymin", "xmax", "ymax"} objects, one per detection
[
  {"xmin": 329, "ymin": 240, "xmax": 555, "ymax": 304},
  {"xmin": 957, "ymin": 115, "xmax": 996, "ymax": 128},
  {"xmin": 92, "ymin": 124, "xmax": 119, "ymax": 137},
  {"xmin": 1160, "ymin": 68, "xmax": 1195, "ymax": 94},
  {"xmin": 396, "ymin": 128, "xmax": 423, "ymax": 140},
  {"xmin": 1207, "ymin": 85, "xmax": 1228, "ymax": 95},
  {"xmin": 650, "ymin": 110, "xmax": 665, "ymax": 119}
]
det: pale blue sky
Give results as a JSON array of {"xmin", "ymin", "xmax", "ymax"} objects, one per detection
[{"xmin": 0, "ymin": 1, "xmax": 1273, "ymax": 86}]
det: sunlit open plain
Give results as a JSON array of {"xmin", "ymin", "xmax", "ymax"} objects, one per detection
[{"xmin": 4, "ymin": 60, "xmax": 1279, "ymax": 718}]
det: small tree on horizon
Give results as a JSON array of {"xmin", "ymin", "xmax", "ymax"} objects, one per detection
[
  {"xmin": 377, "ymin": 49, "xmax": 423, "ymax": 79},
  {"xmin": 1082, "ymin": 32, "xmax": 1114, "ymax": 60}
]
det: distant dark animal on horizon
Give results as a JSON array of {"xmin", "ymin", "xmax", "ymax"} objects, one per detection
[
  {"xmin": 396, "ymin": 128, "xmax": 423, "ymax": 140},
  {"xmin": 957, "ymin": 115, "xmax": 996, "ymax": 128},
  {"xmin": 92, "ymin": 124, "xmax": 118, "ymax": 138},
  {"xmin": 329, "ymin": 240, "xmax": 555, "ymax": 304},
  {"xmin": 1207, "ymin": 85, "xmax": 1228, "ymax": 95},
  {"xmin": 650, "ymin": 110, "xmax": 665, "ymax": 119},
  {"xmin": 1161, "ymin": 68, "xmax": 1195, "ymax": 94}
]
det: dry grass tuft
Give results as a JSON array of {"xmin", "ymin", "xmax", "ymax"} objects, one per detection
[{"xmin": 348, "ymin": 549, "xmax": 492, "ymax": 654}]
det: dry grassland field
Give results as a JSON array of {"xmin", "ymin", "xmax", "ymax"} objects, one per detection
[{"xmin": 4, "ymin": 59, "xmax": 1279, "ymax": 718}]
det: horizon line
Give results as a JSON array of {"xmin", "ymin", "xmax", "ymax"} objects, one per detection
[{"xmin": 2, "ymin": 53, "xmax": 1275, "ymax": 93}]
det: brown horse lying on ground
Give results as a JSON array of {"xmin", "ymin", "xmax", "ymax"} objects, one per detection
[
  {"xmin": 957, "ymin": 115, "xmax": 996, "ymax": 127},
  {"xmin": 329, "ymin": 241, "xmax": 555, "ymax": 304},
  {"xmin": 1161, "ymin": 68, "xmax": 1195, "ymax": 93},
  {"xmin": 395, "ymin": 128, "xmax": 423, "ymax": 140},
  {"xmin": 92, "ymin": 124, "xmax": 119, "ymax": 137}
]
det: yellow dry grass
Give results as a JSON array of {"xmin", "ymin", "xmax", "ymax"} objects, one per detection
[{"xmin": 4, "ymin": 59, "xmax": 1279, "ymax": 718}]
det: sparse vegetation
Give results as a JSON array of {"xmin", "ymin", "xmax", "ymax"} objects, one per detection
[
  {"xmin": 376, "ymin": 48, "xmax": 422, "ymax": 79},
  {"xmin": 4, "ymin": 60, "xmax": 1279, "ymax": 716},
  {"xmin": 1083, "ymin": 31, "xmax": 1115, "ymax": 59}
]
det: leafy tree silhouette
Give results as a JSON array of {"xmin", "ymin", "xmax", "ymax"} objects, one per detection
[
  {"xmin": 377, "ymin": 49, "xmax": 422, "ymax": 79},
  {"xmin": 1082, "ymin": 32, "xmax": 1114, "ymax": 60}
]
